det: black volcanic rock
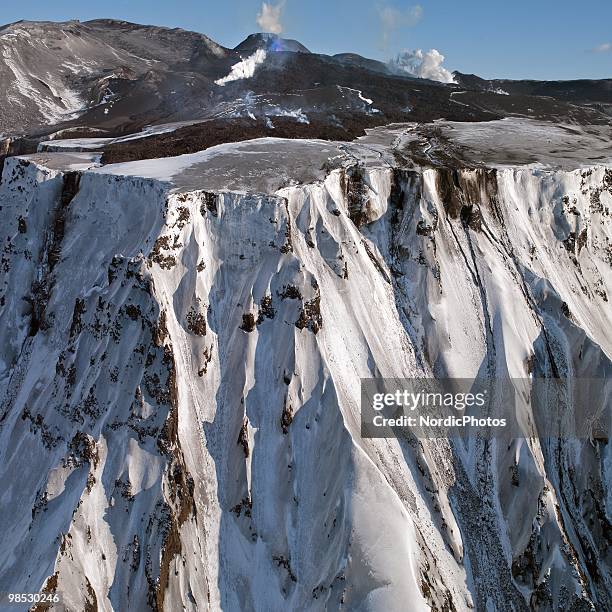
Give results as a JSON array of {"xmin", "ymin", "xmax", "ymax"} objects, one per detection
[
  {"xmin": 453, "ymin": 71, "xmax": 612, "ymax": 104},
  {"xmin": 332, "ymin": 53, "xmax": 393, "ymax": 75},
  {"xmin": 234, "ymin": 33, "xmax": 310, "ymax": 54}
]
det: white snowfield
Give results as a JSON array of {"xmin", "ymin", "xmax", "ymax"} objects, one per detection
[
  {"xmin": 0, "ymin": 120, "xmax": 611, "ymax": 611},
  {"xmin": 37, "ymin": 123, "xmax": 194, "ymax": 153}
]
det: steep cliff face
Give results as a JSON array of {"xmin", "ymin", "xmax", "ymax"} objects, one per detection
[{"xmin": 0, "ymin": 150, "xmax": 610, "ymax": 611}]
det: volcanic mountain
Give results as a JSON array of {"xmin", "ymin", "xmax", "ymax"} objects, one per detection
[
  {"xmin": 0, "ymin": 18, "xmax": 610, "ymax": 154},
  {"xmin": 0, "ymin": 17, "xmax": 610, "ymax": 612}
]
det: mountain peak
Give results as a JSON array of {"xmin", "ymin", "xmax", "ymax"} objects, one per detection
[{"xmin": 234, "ymin": 32, "xmax": 310, "ymax": 54}]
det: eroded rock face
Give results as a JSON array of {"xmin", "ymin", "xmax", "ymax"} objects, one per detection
[{"xmin": 0, "ymin": 155, "xmax": 610, "ymax": 611}]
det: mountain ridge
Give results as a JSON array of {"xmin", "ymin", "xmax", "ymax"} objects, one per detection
[{"xmin": 0, "ymin": 18, "xmax": 610, "ymax": 147}]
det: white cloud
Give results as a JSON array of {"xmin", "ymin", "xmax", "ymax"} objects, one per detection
[
  {"xmin": 215, "ymin": 49, "xmax": 267, "ymax": 86},
  {"xmin": 257, "ymin": 1, "xmax": 286, "ymax": 35},
  {"xmin": 379, "ymin": 4, "xmax": 423, "ymax": 46},
  {"xmin": 389, "ymin": 48, "xmax": 455, "ymax": 84},
  {"xmin": 593, "ymin": 42, "xmax": 612, "ymax": 53}
]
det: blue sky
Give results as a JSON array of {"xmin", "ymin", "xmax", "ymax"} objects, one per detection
[{"xmin": 1, "ymin": 0, "xmax": 611, "ymax": 80}]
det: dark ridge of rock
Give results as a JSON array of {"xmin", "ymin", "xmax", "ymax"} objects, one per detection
[
  {"xmin": 435, "ymin": 167, "xmax": 498, "ymax": 224},
  {"xmin": 48, "ymin": 172, "xmax": 81, "ymax": 271},
  {"xmin": 0, "ymin": 18, "xmax": 609, "ymax": 148},
  {"xmin": 201, "ymin": 192, "xmax": 219, "ymax": 217},
  {"xmin": 237, "ymin": 417, "xmax": 250, "ymax": 457},
  {"xmin": 234, "ymin": 33, "xmax": 311, "ymax": 54},
  {"xmin": 344, "ymin": 165, "xmax": 369, "ymax": 228},
  {"xmin": 100, "ymin": 115, "xmax": 394, "ymax": 165}
]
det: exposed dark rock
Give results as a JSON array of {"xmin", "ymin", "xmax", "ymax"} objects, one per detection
[
  {"xmin": 272, "ymin": 554, "xmax": 297, "ymax": 582},
  {"xmin": 186, "ymin": 307, "xmax": 207, "ymax": 336},
  {"xmin": 237, "ymin": 417, "xmax": 249, "ymax": 457},
  {"xmin": 296, "ymin": 295, "xmax": 322, "ymax": 334},
  {"xmin": 150, "ymin": 236, "xmax": 177, "ymax": 269},
  {"xmin": 278, "ymin": 285, "xmax": 302, "ymax": 300},
  {"xmin": 240, "ymin": 313, "xmax": 256, "ymax": 332},
  {"xmin": 201, "ymin": 192, "xmax": 218, "ymax": 217},
  {"xmin": 281, "ymin": 400, "xmax": 293, "ymax": 434},
  {"xmin": 256, "ymin": 294, "xmax": 275, "ymax": 323},
  {"xmin": 344, "ymin": 165, "xmax": 370, "ymax": 228}
]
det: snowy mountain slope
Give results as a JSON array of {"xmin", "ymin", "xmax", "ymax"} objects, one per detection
[
  {"xmin": 0, "ymin": 18, "xmax": 230, "ymax": 136},
  {"xmin": 0, "ymin": 125, "xmax": 610, "ymax": 610},
  {"xmin": 0, "ymin": 18, "xmax": 378, "ymax": 136}
]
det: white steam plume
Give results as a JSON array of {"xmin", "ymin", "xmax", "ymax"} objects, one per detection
[
  {"xmin": 215, "ymin": 49, "xmax": 268, "ymax": 86},
  {"xmin": 379, "ymin": 4, "xmax": 423, "ymax": 47},
  {"xmin": 257, "ymin": 1, "xmax": 286, "ymax": 35},
  {"xmin": 593, "ymin": 42, "xmax": 611, "ymax": 53},
  {"xmin": 389, "ymin": 48, "xmax": 455, "ymax": 83}
]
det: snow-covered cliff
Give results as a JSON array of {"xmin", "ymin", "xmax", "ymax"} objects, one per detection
[{"xmin": 0, "ymin": 138, "xmax": 610, "ymax": 610}]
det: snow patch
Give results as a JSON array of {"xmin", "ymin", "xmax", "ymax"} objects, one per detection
[
  {"xmin": 338, "ymin": 86, "xmax": 374, "ymax": 105},
  {"xmin": 1, "ymin": 45, "xmax": 84, "ymax": 123}
]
